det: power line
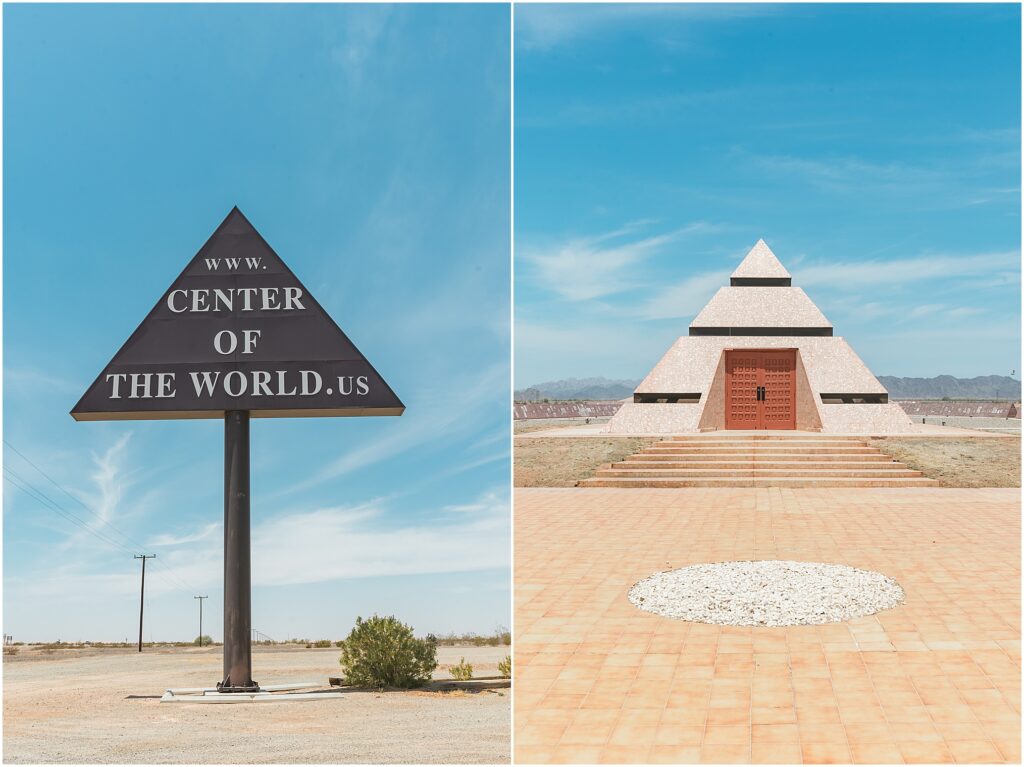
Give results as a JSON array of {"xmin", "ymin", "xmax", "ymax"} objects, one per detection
[
  {"xmin": 5, "ymin": 440, "xmax": 157, "ymax": 553},
  {"xmin": 3, "ymin": 468, "xmax": 136, "ymax": 555},
  {"xmin": 2, "ymin": 464, "xmax": 199, "ymax": 597},
  {"xmin": 150, "ymin": 559, "xmax": 201, "ymax": 598},
  {"xmin": 3, "ymin": 441, "xmax": 203, "ymax": 595}
]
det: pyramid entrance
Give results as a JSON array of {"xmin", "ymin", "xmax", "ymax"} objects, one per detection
[{"xmin": 724, "ymin": 349, "xmax": 797, "ymax": 430}]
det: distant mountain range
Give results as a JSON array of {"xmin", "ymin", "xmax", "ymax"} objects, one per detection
[
  {"xmin": 877, "ymin": 375, "xmax": 1020, "ymax": 400},
  {"xmin": 515, "ymin": 377, "xmax": 640, "ymax": 402},
  {"xmin": 515, "ymin": 375, "xmax": 1021, "ymax": 402}
]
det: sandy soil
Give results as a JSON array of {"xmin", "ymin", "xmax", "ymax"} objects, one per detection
[
  {"xmin": 513, "ymin": 436, "xmax": 655, "ymax": 487},
  {"xmin": 3, "ymin": 645, "xmax": 509, "ymax": 764},
  {"xmin": 872, "ymin": 436, "xmax": 1021, "ymax": 488}
]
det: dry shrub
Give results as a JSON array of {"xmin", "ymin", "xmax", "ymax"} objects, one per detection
[{"xmin": 337, "ymin": 615, "xmax": 437, "ymax": 689}]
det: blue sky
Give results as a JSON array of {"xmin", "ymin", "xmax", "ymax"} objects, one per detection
[
  {"xmin": 515, "ymin": 4, "xmax": 1021, "ymax": 387},
  {"xmin": 4, "ymin": 4, "xmax": 510, "ymax": 642}
]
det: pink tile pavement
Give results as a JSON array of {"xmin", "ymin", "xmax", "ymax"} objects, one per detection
[{"xmin": 514, "ymin": 488, "xmax": 1020, "ymax": 764}]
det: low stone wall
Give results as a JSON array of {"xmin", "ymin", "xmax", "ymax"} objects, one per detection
[
  {"xmin": 513, "ymin": 401, "xmax": 623, "ymax": 420},
  {"xmin": 896, "ymin": 400, "xmax": 1019, "ymax": 418},
  {"xmin": 908, "ymin": 415, "xmax": 1021, "ymax": 431}
]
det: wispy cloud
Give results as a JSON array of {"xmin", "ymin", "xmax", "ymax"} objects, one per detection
[
  {"xmin": 21, "ymin": 488, "xmax": 510, "ymax": 598},
  {"xmin": 442, "ymin": 489, "xmax": 506, "ymax": 515},
  {"xmin": 639, "ymin": 269, "xmax": 730, "ymax": 320},
  {"xmin": 148, "ymin": 522, "xmax": 219, "ymax": 548},
  {"xmin": 286, "ymin": 362, "xmax": 507, "ymax": 493},
  {"xmin": 90, "ymin": 434, "xmax": 132, "ymax": 526},
  {"xmin": 329, "ymin": 6, "xmax": 394, "ymax": 88},
  {"xmin": 908, "ymin": 304, "xmax": 946, "ymax": 319},
  {"xmin": 518, "ymin": 84, "xmax": 819, "ymax": 130},
  {"xmin": 516, "ymin": 4, "xmax": 776, "ymax": 51},
  {"xmin": 738, "ymin": 149, "xmax": 1020, "ymax": 208},
  {"xmin": 522, "ymin": 221, "xmax": 716, "ymax": 302},
  {"xmin": 794, "ymin": 251, "xmax": 1019, "ymax": 289},
  {"xmin": 514, "ymin": 317, "xmax": 676, "ymax": 386},
  {"xmin": 432, "ymin": 450, "xmax": 510, "ymax": 482},
  {"xmin": 4, "ymin": 366, "xmax": 80, "ymax": 394},
  {"xmin": 256, "ymin": 489, "xmax": 509, "ymax": 586},
  {"xmin": 947, "ymin": 306, "xmax": 988, "ymax": 319},
  {"xmin": 52, "ymin": 433, "xmax": 134, "ymax": 553}
]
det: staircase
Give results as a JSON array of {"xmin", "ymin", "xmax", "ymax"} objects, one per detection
[{"xmin": 578, "ymin": 435, "xmax": 938, "ymax": 488}]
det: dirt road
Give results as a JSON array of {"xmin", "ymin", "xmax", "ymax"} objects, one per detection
[{"xmin": 3, "ymin": 645, "xmax": 509, "ymax": 764}]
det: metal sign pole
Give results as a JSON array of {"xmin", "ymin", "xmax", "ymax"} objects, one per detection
[{"xmin": 219, "ymin": 410, "xmax": 258, "ymax": 691}]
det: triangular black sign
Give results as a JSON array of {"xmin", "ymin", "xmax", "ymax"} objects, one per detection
[{"xmin": 71, "ymin": 208, "xmax": 404, "ymax": 421}]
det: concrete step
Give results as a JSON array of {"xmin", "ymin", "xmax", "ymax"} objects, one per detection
[
  {"xmin": 594, "ymin": 468, "xmax": 924, "ymax": 479},
  {"xmin": 582, "ymin": 433, "xmax": 933, "ymax": 488},
  {"xmin": 627, "ymin": 452, "xmax": 892, "ymax": 463},
  {"xmin": 577, "ymin": 477, "xmax": 940, "ymax": 488},
  {"xmin": 642, "ymin": 446, "xmax": 882, "ymax": 455},
  {"xmin": 660, "ymin": 438, "xmax": 868, "ymax": 446},
  {"xmin": 663, "ymin": 435, "xmax": 865, "ymax": 442},
  {"xmin": 614, "ymin": 460, "xmax": 906, "ymax": 470}
]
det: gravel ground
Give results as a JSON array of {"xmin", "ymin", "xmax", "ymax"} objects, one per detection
[
  {"xmin": 513, "ymin": 436, "xmax": 655, "ymax": 487},
  {"xmin": 2, "ymin": 645, "xmax": 509, "ymax": 764},
  {"xmin": 628, "ymin": 560, "xmax": 905, "ymax": 627},
  {"xmin": 872, "ymin": 436, "xmax": 1021, "ymax": 487}
]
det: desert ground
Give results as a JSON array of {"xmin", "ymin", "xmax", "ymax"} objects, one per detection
[
  {"xmin": 514, "ymin": 431, "xmax": 1021, "ymax": 488},
  {"xmin": 514, "ymin": 436, "xmax": 656, "ymax": 487},
  {"xmin": 870, "ymin": 437, "xmax": 1021, "ymax": 488},
  {"xmin": 3, "ymin": 644, "xmax": 510, "ymax": 764}
]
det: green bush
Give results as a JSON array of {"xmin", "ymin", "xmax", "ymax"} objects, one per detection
[
  {"xmin": 450, "ymin": 657, "xmax": 473, "ymax": 681},
  {"xmin": 313, "ymin": 639, "xmax": 332, "ymax": 648},
  {"xmin": 498, "ymin": 654, "xmax": 511, "ymax": 679},
  {"xmin": 193, "ymin": 635, "xmax": 213, "ymax": 646},
  {"xmin": 337, "ymin": 615, "xmax": 437, "ymax": 689}
]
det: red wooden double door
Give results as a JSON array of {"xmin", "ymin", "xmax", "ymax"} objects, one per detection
[{"xmin": 725, "ymin": 349, "xmax": 797, "ymax": 430}]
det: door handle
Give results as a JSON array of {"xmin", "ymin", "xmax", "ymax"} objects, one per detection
[
  {"xmin": 761, "ymin": 386, "xmax": 766, "ymax": 402},
  {"xmin": 755, "ymin": 386, "xmax": 764, "ymax": 401}
]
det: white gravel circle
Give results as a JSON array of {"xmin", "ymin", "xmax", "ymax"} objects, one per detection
[{"xmin": 628, "ymin": 560, "xmax": 904, "ymax": 627}]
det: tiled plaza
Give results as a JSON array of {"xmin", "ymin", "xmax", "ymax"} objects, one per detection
[{"xmin": 514, "ymin": 488, "xmax": 1020, "ymax": 764}]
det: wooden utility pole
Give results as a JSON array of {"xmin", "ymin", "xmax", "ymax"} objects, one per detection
[
  {"xmin": 134, "ymin": 554, "xmax": 156, "ymax": 652},
  {"xmin": 194, "ymin": 595, "xmax": 208, "ymax": 647}
]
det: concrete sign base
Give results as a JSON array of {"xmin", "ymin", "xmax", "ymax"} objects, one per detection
[{"xmin": 161, "ymin": 682, "xmax": 340, "ymax": 703}]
